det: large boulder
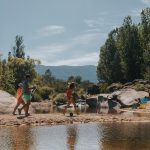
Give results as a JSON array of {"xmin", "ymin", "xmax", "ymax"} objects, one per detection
[
  {"xmin": 110, "ymin": 88, "xmax": 148, "ymax": 105},
  {"xmin": 107, "ymin": 83, "xmax": 123, "ymax": 92},
  {"xmin": 0, "ymin": 90, "xmax": 16, "ymax": 114}
]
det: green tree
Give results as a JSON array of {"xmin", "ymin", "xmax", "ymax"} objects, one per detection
[
  {"xmin": 0, "ymin": 60, "xmax": 15, "ymax": 94},
  {"xmin": 117, "ymin": 16, "xmax": 142, "ymax": 81},
  {"xmin": 0, "ymin": 53, "xmax": 3, "ymax": 82},
  {"xmin": 7, "ymin": 35, "xmax": 37, "ymax": 87},
  {"xmin": 8, "ymin": 57, "xmax": 37, "ymax": 88},
  {"xmin": 13, "ymin": 35, "xmax": 25, "ymax": 58},
  {"xmin": 97, "ymin": 29, "xmax": 123, "ymax": 83},
  {"xmin": 42, "ymin": 69, "xmax": 55, "ymax": 85},
  {"xmin": 139, "ymin": 8, "xmax": 150, "ymax": 80},
  {"xmin": 67, "ymin": 75, "xmax": 82, "ymax": 84}
]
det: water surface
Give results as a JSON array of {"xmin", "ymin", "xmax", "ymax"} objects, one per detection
[{"xmin": 0, "ymin": 122, "xmax": 150, "ymax": 150}]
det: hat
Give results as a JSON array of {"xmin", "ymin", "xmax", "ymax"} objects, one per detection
[{"xmin": 18, "ymin": 83, "xmax": 23, "ymax": 87}]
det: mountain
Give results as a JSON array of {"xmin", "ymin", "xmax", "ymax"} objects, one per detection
[{"xmin": 36, "ymin": 65, "xmax": 98, "ymax": 83}]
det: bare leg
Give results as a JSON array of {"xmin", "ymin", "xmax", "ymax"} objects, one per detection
[
  {"xmin": 63, "ymin": 101, "xmax": 71, "ymax": 115},
  {"xmin": 12, "ymin": 103, "xmax": 20, "ymax": 115},
  {"xmin": 73, "ymin": 102, "xmax": 80, "ymax": 115},
  {"xmin": 25, "ymin": 102, "xmax": 31, "ymax": 116},
  {"xmin": 18, "ymin": 104, "xmax": 26, "ymax": 115}
]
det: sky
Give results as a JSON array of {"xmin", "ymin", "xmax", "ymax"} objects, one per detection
[{"xmin": 0, "ymin": 0, "xmax": 150, "ymax": 66}]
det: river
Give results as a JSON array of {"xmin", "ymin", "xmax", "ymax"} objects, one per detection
[{"xmin": 0, "ymin": 122, "xmax": 150, "ymax": 150}]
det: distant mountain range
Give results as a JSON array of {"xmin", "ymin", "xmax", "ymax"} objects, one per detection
[{"xmin": 36, "ymin": 65, "xmax": 98, "ymax": 83}]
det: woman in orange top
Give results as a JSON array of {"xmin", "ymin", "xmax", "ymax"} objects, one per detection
[
  {"xmin": 12, "ymin": 83, "xmax": 25, "ymax": 115},
  {"xmin": 63, "ymin": 82, "xmax": 79, "ymax": 115}
]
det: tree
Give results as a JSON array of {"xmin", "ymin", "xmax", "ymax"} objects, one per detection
[
  {"xmin": 42, "ymin": 69, "xmax": 55, "ymax": 85},
  {"xmin": 0, "ymin": 53, "xmax": 3, "ymax": 81},
  {"xmin": 7, "ymin": 35, "xmax": 37, "ymax": 88},
  {"xmin": 139, "ymin": 8, "xmax": 150, "ymax": 80},
  {"xmin": 0, "ymin": 60, "xmax": 15, "ymax": 94},
  {"xmin": 74, "ymin": 76, "xmax": 82, "ymax": 84},
  {"xmin": 13, "ymin": 35, "xmax": 25, "ymax": 58},
  {"xmin": 97, "ymin": 29, "xmax": 123, "ymax": 83},
  {"xmin": 97, "ymin": 9, "xmax": 149, "ymax": 83},
  {"xmin": 8, "ymin": 58, "xmax": 37, "ymax": 88},
  {"xmin": 117, "ymin": 16, "xmax": 142, "ymax": 81}
]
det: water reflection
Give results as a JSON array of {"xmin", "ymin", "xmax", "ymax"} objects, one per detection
[
  {"xmin": 66, "ymin": 125, "xmax": 78, "ymax": 150},
  {"xmin": 35, "ymin": 104, "xmax": 121, "ymax": 115},
  {"xmin": 0, "ymin": 126, "xmax": 34, "ymax": 150},
  {"xmin": 99, "ymin": 123, "xmax": 150, "ymax": 150},
  {"xmin": 1, "ymin": 122, "xmax": 150, "ymax": 150}
]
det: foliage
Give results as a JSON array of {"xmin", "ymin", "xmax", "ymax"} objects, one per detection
[
  {"xmin": 87, "ymin": 84, "xmax": 100, "ymax": 95},
  {"xmin": 42, "ymin": 69, "xmax": 55, "ymax": 85},
  {"xmin": 54, "ymin": 80, "xmax": 66, "ymax": 93},
  {"xmin": 97, "ymin": 8, "xmax": 150, "ymax": 83},
  {"xmin": 0, "ymin": 57, "xmax": 15, "ymax": 94},
  {"xmin": 13, "ymin": 35, "xmax": 25, "ymax": 58},
  {"xmin": 40, "ymin": 86, "xmax": 54, "ymax": 100},
  {"xmin": 31, "ymin": 92, "xmax": 42, "ymax": 102},
  {"xmin": 0, "ymin": 62, "xmax": 15, "ymax": 94},
  {"xmin": 53, "ymin": 93, "xmax": 67, "ymax": 104},
  {"xmin": 99, "ymin": 83, "xmax": 109, "ymax": 93},
  {"xmin": 68, "ymin": 75, "xmax": 82, "ymax": 84},
  {"xmin": 8, "ymin": 57, "xmax": 37, "ymax": 87}
]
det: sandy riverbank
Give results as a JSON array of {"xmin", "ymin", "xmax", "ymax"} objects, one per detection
[{"xmin": 1, "ymin": 112, "xmax": 150, "ymax": 127}]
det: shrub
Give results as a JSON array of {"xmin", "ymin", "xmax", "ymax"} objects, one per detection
[
  {"xmin": 31, "ymin": 93, "xmax": 42, "ymax": 102},
  {"xmin": 53, "ymin": 93, "xmax": 67, "ymax": 104},
  {"xmin": 99, "ymin": 83, "xmax": 109, "ymax": 93},
  {"xmin": 40, "ymin": 86, "xmax": 54, "ymax": 100}
]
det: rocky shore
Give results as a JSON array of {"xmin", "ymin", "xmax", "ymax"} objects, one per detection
[
  {"xmin": 1, "ymin": 112, "xmax": 150, "ymax": 127},
  {"xmin": 0, "ymin": 79, "xmax": 149, "ymax": 127}
]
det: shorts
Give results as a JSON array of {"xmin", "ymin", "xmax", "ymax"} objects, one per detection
[{"xmin": 22, "ymin": 94, "xmax": 32, "ymax": 103}]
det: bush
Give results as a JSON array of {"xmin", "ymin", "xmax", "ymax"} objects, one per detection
[
  {"xmin": 53, "ymin": 93, "xmax": 66, "ymax": 104},
  {"xmin": 40, "ymin": 86, "xmax": 54, "ymax": 100},
  {"xmin": 134, "ymin": 83, "xmax": 146, "ymax": 91},
  {"xmin": 31, "ymin": 93, "xmax": 42, "ymax": 102},
  {"xmin": 78, "ymin": 88, "xmax": 85, "ymax": 95},
  {"xmin": 99, "ymin": 83, "xmax": 109, "ymax": 93},
  {"xmin": 87, "ymin": 84, "xmax": 100, "ymax": 95}
]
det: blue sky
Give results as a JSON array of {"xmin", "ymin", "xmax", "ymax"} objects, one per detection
[{"xmin": 0, "ymin": 0, "xmax": 150, "ymax": 66}]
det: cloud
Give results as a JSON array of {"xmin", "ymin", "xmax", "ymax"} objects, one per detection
[
  {"xmin": 28, "ymin": 14, "xmax": 110, "ymax": 66},
  {"xmin": 46, "ymin": 52, "xmax": 99, "ymax": 66},
  {"xmin": 84, "ymin": 13, "xmax": 121, "ymax": 34},
  {"xmin": 26, "ymin": 31, "xmax": 102, "ymax": 66},
  {"xmin": 72, "ymin": 33, "xmax": 102, "ymax": 45},
  {"xmin": 141, "ymin": 0, "xmax": 150, "ymax": 6},
  {"xmin": 26, "ymin": 43, "xmax": 69, "ymax": 62},
  {"xmin": 84, "ymin": 19, "xmax": 105, "ymax": 28},
  {"xmin": 27, "ymin": 46, "xmax": 99, "ymax": 66},
  {"xmin": 38, "ymin": 25, "xmax": 65, "ymax": 37}
]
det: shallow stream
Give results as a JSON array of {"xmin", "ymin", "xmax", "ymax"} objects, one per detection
[{"xmin": 1, "ymin": 122, "xmax": 150, "ymax": 150}]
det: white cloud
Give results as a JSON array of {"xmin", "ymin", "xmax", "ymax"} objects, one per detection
[
  {"xmin": 47, "ymin": 52, "xmax": 99, "ymax": 66},
  {"xmin": 72, "ymin": 33, "xmax": 102, "ymax": 45},
  {"xmin": 38, "ymin": 25, "xmax": 65, "ymax": 37},
  {"xmin": 84, "ymin": 19, "xmax": 105, "ymax": 28},
  {"xmin": 84, "ymin": 14, "xmax": 121, "ymax": 34},
  {"xmin": 141, "ymin": 0, "xmax": 150, "ymax": 6},
  {"xmin": 26, "ymin": 43, "xmax": 69, "ymax": 62},
  {"xmin": 27, "ymin": 31, "xmax": 102, "ymax": 66}
]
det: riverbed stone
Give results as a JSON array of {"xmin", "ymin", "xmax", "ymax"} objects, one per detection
[{"xmin": 0, "ymin": 90, "xmax": 16, "ymax": 114}]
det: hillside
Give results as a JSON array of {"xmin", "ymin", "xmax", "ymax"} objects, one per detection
[{"xmin": 36, "ymin": 65, "xmax": 98, "ymax": 83}]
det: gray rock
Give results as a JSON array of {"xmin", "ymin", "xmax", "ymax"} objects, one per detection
[
  {"xmin": 112, "ymin": 88, "xmax": 148, "ymax": 105},
  {"xmin": 107, "ymin": 83, "xmax": 123, "ymax": 92},
  {"xmin": 0, "ymin": 90, "xmax": 16, "ymax": 114}
]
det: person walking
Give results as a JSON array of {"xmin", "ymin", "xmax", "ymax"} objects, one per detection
[
  {"xmin": 12, "ymin": 83, "xmax": 25, "ymax": 115},
  {"xmin": 63, "ymin": 82, "xmax": 79, "ymax": 115},
  {"xmin": 18, "ymin": 74, "xmax": 32, "ymax": 117}
]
